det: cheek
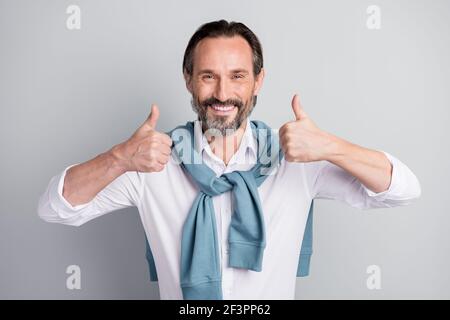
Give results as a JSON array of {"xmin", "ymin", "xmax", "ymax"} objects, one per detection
[
  {"xmin": 194, "ymin": 83, "xmax": 214, "ymax": 100},
  {"xmin": 193, "ymin": 81, "xmax": 214, "ymax": 94},
  {"xmin": 234, "ymin": 82, "xmax": 255, "ymax": 98}
]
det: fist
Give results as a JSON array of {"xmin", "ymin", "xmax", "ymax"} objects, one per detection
[
  {"xmin": 112, "ymin": 104, "xmax": 173, "ymax": 172},
  {"xmin": 279, "ymin": 94, "xmax": 332, "ymax": 162}
]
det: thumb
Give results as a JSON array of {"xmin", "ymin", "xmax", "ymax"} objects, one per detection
[
  {"xmin": 291, "ymin": 94, "xmax": 307, "ymax": 121},
  {"xmin": 145, "ymin": 104, "xmax": 160, "ymax": 129}
]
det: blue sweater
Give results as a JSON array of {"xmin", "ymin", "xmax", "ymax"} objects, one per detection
[{"xmin": 144, "ymin": 199, "xmax": 314, "ymax": 281}]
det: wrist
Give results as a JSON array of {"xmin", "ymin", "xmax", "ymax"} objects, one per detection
[
  {"xmin": 107, "ymin": 143, "xmax": 132, "ymax": 174},
  {"xmin": 321, "ymin": 132, "xmax": 347, "ymax": 163}
]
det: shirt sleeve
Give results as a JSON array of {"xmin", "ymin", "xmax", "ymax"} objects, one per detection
[
  {"xmin": 304, "ymin": 151, "xmax": 421, "ymax": 209},
  {"xmin": 37, "ymin": 164, "xmax": 143, "ymax": 226}
]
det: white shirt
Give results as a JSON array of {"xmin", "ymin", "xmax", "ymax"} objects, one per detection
[{"xmin": 37, "ymin": 118, "xmax": 421, "ymax": 299}]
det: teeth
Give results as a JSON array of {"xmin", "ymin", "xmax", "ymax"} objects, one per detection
[{"xmin": 210, "ymin": 105, "xmax": 234, "ymax": 112}]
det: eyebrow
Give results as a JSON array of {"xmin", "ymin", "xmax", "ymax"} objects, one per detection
[
  {"xmin": 197, "ymin": 69, "xmax": 250, "ymax": 75},
  {"xmin": 230, "ymin": 69, "xmax": 249, "ymax": 74}
]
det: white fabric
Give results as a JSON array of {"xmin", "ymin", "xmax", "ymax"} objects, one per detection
[{"xmin": 38, "ymin": 118, "xmax": 421, "ymax": 299}]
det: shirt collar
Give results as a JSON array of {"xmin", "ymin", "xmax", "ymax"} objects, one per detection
[{"xmin": 193, "ymin": 118, "xmax": 257, "ymax": 159}]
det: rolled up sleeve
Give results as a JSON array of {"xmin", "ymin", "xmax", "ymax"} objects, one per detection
[
  {"xmin": 360, "ymin": 151, "xmax": 422, "ymax": 204},
  {"xmin": 306, "ymin": 151, "xmax": 421, "ymax": 210},
  {"xmin": 38, "ymin": 164, "xmax": 142, "ymax": 226}
]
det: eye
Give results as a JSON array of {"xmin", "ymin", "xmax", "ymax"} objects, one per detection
[
  {"xmin": 202, "ymin": 74, "xmax": 214, "ymax": 80},
  {"xmin": 232, "ymin": 74, "xmax": 245, "ymax": 79}
]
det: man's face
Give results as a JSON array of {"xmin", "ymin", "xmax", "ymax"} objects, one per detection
[{"xmin": 186, "ymin": 36, "xmax": 264, "ymax": 135}]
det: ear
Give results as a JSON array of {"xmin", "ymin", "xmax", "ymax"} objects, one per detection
[
  {"xmin": 184, "ymin": 71, "xmax": 193, "ymax": 94},
  {"xmin": 253, "ymin": 68, "xmax": 265, "ymax": 96}
]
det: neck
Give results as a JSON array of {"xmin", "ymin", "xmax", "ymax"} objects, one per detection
[{"xmin": 204, "ymin": 120, "xmax": 247, "ymax": 166}]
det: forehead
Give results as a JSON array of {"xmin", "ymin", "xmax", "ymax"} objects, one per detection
[{"xmin": 192, "ymin": 36, "xmax": 253, "ymax": 72}]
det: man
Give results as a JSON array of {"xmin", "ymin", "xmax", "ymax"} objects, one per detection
[{"xmin": 38, "ymin": 20, "xmax": 421, "ymax": 299}]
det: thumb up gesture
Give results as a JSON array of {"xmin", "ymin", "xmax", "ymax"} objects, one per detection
[
  {"xmin": 279, "ymin": 94, "xmax": 333, "ymax": 162},
  {"xmin": 112, "ymin": 104, "xmax": 173, "ymax": 172}
]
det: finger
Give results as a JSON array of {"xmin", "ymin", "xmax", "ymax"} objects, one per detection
[
  {"xmin": 158, "ymin": 144, "xmax": 172, "ymax": 156},
  {"xmin": 152, "ymin": 163, "xmax": 164, "ymax": 172},
  {"xmin": 156, "ymin": 154, "xmax": 170, "ymax": 166},
  {"xmin": 278, "ymin": 124, "xmax": 289, "ymax": 139},
  {"xmin": 278, "ymin": 125, "xmax": 286, "ymax": 136},
  {"xmin": 157, "ymin": 133, "xmax": 173, "ymax": 147},
  {"xmin": 145, "ymin": 104, "xmax": 160, "ymax": 129},
  {"xmin": 291, "ymin": 94, "xmax": 307, "ymax": 121},
  {"xmin": 279, "ymin": 135, "xmax": 289, "ymax": 148}
]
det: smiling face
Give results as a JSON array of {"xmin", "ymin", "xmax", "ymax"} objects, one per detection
[{"xmin": 185, "ymin": 36, "xmax": 265, "ymax": 135}]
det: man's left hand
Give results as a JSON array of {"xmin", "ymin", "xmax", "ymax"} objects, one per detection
[{"xmin": 279, "ymin": 94, "xmax": 336, "ymax": 162}]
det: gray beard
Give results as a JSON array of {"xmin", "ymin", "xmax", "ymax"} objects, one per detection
[{"xmin": 190, "ymin": 96, "xmax": 256, "ymax": 136}]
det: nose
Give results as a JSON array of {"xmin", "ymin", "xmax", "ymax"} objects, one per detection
[{"xmin": 214, "ymin": 78, "xmax": 232, "ymax": 103}]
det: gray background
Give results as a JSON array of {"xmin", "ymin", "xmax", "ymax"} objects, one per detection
[{"xmin": 0, "ymin": 0, "xmax": 448, "ymax": 299}]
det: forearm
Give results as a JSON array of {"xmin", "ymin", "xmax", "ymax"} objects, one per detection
[
  {"xmin": 325, "ymin": 135, "xmax": 393, "ymax": 194},
  {"xmin": 62, "ymin": 145, "xmax": 128, "ymax": 206}
]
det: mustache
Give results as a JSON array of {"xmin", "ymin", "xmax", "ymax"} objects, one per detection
[{"xmin": 199, "ymin": 97, "xmax": 244, "ymax": 109}]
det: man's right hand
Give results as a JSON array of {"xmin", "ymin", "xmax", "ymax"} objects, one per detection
[{"xmin": 111, "ymin": 104, "xmax": 173, "ymax": 173}]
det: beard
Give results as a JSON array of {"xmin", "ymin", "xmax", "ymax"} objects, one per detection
[{"xmin": 191, "ymin": 94, "xmax": 257, "ymax": 136}]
